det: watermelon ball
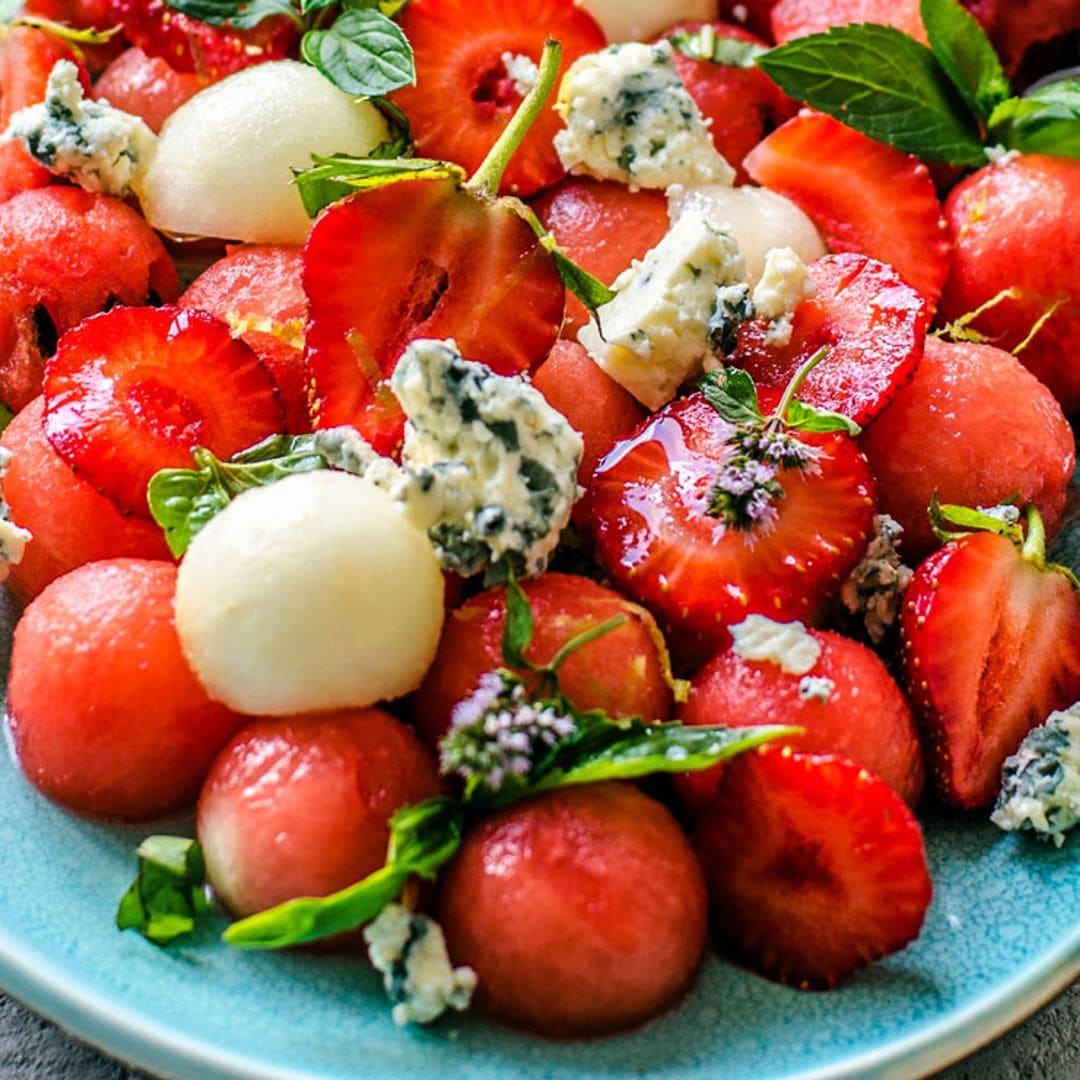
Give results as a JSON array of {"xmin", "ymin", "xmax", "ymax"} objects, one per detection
[
  {"xmin": 198, "ymin": 708, "xmax": 442, "ymax": 918},
  {"xmin": 438, "ymin": 782, "xmax": 707, "ymax": 1036},
  {"xmin": 7, "ymin": 559, "xmax": 247, "ymax": 820}
]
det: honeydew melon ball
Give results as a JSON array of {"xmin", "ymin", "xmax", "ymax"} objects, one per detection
[
  {"xmin": 577, "ymin": 0, "xmax": 715, "ymax": 42},
  {"xmin": 175, "ymin": 471, "xmax": 444, "ymax": 716},
  {"xmin": 135, "ymin": 60, "xmax": 389, "ymax": 244},
  {"xmin": 668, "ymin": 185, "xmax": 827, "ymax": 287}
]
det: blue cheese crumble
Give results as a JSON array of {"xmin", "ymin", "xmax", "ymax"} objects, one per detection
[
  {"xmin": 991, "ymin": 705, "xmax": 1080, "ymax": 847},
  {"xmin": 839, "ymin": 514, "xmax": 914, "ymax": 644},
  {"xmin": 577, "ymin": 207, "xmax": 747, "ymax": 409},
  {"xmin": 798, "ymin": 675, "xmax": 835, "ymax": 703},
  {"xmin": 730, "ymin": 614, "xmax": 821, "ymax": 675},
  {"xmin": 751, "ymin": 247, "xmax": 814, "ymax": 347},
  {"xmin": 364, "ymin": 904, "xmax": 477, "ymax": 1026},
  {"xmin": 3, "ymin": 61, "xmax": 156, "ymax": 198},
  {"xmin": 553, "ymin": 41, "xmax": 734, "ymax": 190}
]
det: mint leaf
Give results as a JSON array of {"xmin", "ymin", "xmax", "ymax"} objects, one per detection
[
  {"xmin": 117, "ymin": 836, "xmax": 212, "ymax": 946},
  {"xmin": 162, "ymin": 0, "xmax": 298, "ymax": 29},
  {"xmin": 920, "ymin": 0, "xmax": 1010, "ymax": 119},
  {"xmin": 669, "ymin": 25, "xmax": 769, "ymax": 68},
  {"xmin": 699, "ymin": 367, "xmax": 764, "ymax": 426},
  {"xmin": 294, "ymin": 155, "xmax": 463, "ymax": 218},
  {"xmin": 301, "ymin": 8, "xmax": 414, "ymax": 97},
  {"xmin": 757, "ymin": 25, "xmax": 986, "ymax": 165},
  {"xmin": 989, "ymin": 78, "xmax": 1080, "ymax": 159},
  {"xmin": 783, "ymin": 398, "xmax": 861, "ymax": 436},
  {"xmin": 928, "ymin": 492, "xmax": 1024, "ymax": 543},
  {"xmin": 223, "ymin": 797, "xmax": 463, "ymax": 949},
  {"xmin": 501, "ymin": 571, "xmax": 535, "ymax": 670}
]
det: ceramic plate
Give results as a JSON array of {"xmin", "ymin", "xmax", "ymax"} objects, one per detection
[{"xmin": 1, "ymin": 577, "xmax": 1078, "ymax": 1080}]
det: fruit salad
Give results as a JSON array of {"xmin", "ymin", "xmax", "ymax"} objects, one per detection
[{"xmin": 1, "ymin": 0, "xmax": 1079, "ymax": 1047}]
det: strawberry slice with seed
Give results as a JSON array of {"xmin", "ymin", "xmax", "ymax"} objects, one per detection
[{"xmin": 44, "ymin": 305, "xmax": 284, "ymax": 517}]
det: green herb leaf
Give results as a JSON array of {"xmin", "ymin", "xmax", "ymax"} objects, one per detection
[
  {"xmin": 116, "ymin": 836, "xmax": 212, "ymax": 946},
  {"xmin": 0, "ymin": 401, "xmax": 13, "ymax": 435},
  {"xmin": 756, "ymin": 24, "xmax": 987, "ymax": 165},
  {"xmin": 162, "ymin": 0, "xmax": 297, "ymax": 29},
  {"xmin": 782, "ymin": 397, "xmax": 861, "ymax": 435},
  {"xmin": 501, "ymin": 570, "xmax": 535, "ymax": 670},
  {"xmin": 928, "ymin": 492, "xmax": 1024, "ymax": 543},
  {"xmin": 341, "ymin": 0, "xmax": 407, "ymax": 13},
  {"xmin": 294, "ymin": 154, "xmax": 462, "ymax": 218},
  {"xmin": 989, "ymin": 78, "xmax": 1080, "ymax": 159},
  {"xmin": 223, "ymin": 797, "xmax": 463, "ymax": 949},
  {"xmin": 669, "ymin": 25, "xmax": 769, "ymax": 68},
  {"xmin": 301, "ymin": 8, "xmax": 414, "ymax": 97},
  {"xmin": 699, "ymin": 367, "xmax": 764, "ymax": 426},
  {"xmin": 920, "ymin": 0, "xmax": 1011, "ymax": 119}
]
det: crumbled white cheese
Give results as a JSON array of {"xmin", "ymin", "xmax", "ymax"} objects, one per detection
[
  {"xmin": 992, "ymin": 704, "xmax": 1080, "ymax": 847},
  {"xmin": 577, "ymin": 207, "xmax": 746, "ymax": 409},
  {"xmin": 0, "ymin": 517, "xmax": 31, "ymax": 571},
  {"xmin": 501, "ymin": 51, "xmax": 539, "ymax": 97},
  {"xmin": 553, "ymin": 41, "xmax": 734, "ymax": 190},
  {"xmin": 751, "ymin": 247, "xmax": 814, "ymax": 347},
  {"xmin": 798, "ymin": 675, "xmax": 835, "ymax": 703},
  {"xmin": 984, "ymin": 144, "xmax": 1020, "ymax": 166},
  {"xmin": 0, "ymin": 448, "xmax": 13, "ymax": 479},
  {"xmin": 840, "ymin": 514, "xmax": 914, "ymax": 644},
  {"xmin": 364, "ymin": 904, "xmax": 477, "ymax": 1026},
  {"xmin": 977, "ymin": 502, "xmax": 1021, "ymax": 525},
  {"xmin": 3, "ymin": 60, "xmax": 156, "ymax": 197},
  {"xmin": 730, "ymin": 614, "xmax": 821, "ymax": 675}
]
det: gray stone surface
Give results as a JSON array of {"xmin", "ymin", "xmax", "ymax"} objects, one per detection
[{"xmin": 1, "ymin": 979, "xmax": 1077, "ymax": 1079}]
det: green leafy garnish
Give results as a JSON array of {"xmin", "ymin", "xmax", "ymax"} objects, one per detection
[
  {"xmin": 989, "ymin": 78, "xmax": 1080, "ymax": 158},
  {"xmin": 668, "ymin": 25, "xmax": 769, "ymax": 68},
  {"xmin": 301, "ymin": 7, "xmax": 414, "ymax": 97},
  {"xmin": 116, "ymin": 837, "xmax": 212, "ymax": 945},
  {"xmin": 920, "ymin": 0, "xmax": 1010, "ymax": 119},
  {"xmin": 294, "ymin": 155, "xmax": 463, "ymax": 218},
  {"xmin": 700, "ymin": 366, "xmax": 762, "ymax": 426},
  {"xmin": 160, "ymin": 0, "xmax": 299, "ymax": 29}
]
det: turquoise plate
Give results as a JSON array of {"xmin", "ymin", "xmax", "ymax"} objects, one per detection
[{"xmin": 0, "ymin": 575, "xmax": 1078, "ymax": 1080}]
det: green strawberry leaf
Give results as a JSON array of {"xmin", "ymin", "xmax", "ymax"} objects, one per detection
[
  {"xmin": 928, "ymin": 492, "xmax": 1024, "ymax": 543},
  {"xmin": 116, "ymin": 836, "xmax": 213, "ymax": 946},
  {"xmin": 699, "ymin": 367, "xmax": 764, "ymax": 426},
  {"xmin": 668, "ymin": 25, "xmax": 770, "ymax": 68},
  {"xmin": 989, "ymin": 78, "xmax": 1080, "ymax": 159},
  {"xmin": 301, "ymin": 8, "xmax": 414, "ymax": 97},
  {"xmin": 294, "ymin": 155, "xmax": 462, "ymax": 218},
  {"xmin": 162, "ymin": 0, "xmax": 298, "ymax": 29},
  {"xmin": 920, "ymin": 0, "xmax": 1011, "ymax": 119},
  {"xmin": 756, "ymin": 24, "xmax": 987, "ymax": 165}
]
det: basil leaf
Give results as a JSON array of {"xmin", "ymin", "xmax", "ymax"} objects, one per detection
[
  {"xmin": 162, "ymin": 0, "xmax": 297, "ymax": 29},
  {"xmin": 669, "ymin": 25, "xmax": 769, "ymax": 68},
  {"xmin": 783, "ymin": 398, "xmax": 861, "ymax": 436},
  {"xmin": 301, "ymin": 8, "xmax": 414, "ymax": 97},
  {"xmin": 989, "ymin": 78, "xmax": 1080, "ymax": 159},
  {"xmin": 699, "ymin": 367, "xmax": 763, "ymax": 426},
  {"xmin": 501, "ymin": 571, "xmax": 535, "ymax": 670},
  {"xmin": 920, "ymin": 0, "xmax": 1010, "ymax": 119},
  {"xmin": 294, "ymin": 155, "xmax": 461, "ymax": 218},
  {"xmin": 117, "ymin": 836, "xmax": 213, "ymax": 946},
  {"xmin": 223, "ymin": 797, "xmax": 463, "ymax": 949},
  {"xmin": 757, "ymin": 25, "xmax": 987, "ymax": 165}
]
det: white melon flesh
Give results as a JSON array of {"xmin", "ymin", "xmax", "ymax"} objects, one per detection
[
  {"xmin": 668, "ymin": 185, "xmax": 827, "ymax": 287},
  {"xmin": 174, "ymin": 471, "xmax": 445, "ymax": 716},
  {"xmin": 135, "ymin": 60, "xmax": 389, "ymax": 244},
  {"xmin": 577, "ymin": 0, "xmax": 715, "ymax": 42}
]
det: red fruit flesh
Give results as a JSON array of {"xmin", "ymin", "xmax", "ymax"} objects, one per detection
[
  {"xmin": 44, "ymin": 305, "xmax": 284, "ymax": 517},
  {"xmin": 965, "ymin": 0, "xmax": 1080, "ymax": 76},
  {"xmin": 182, "ymin": 244, "xmax": 310, "ymax": 433},
  {"xmin": 940, "ymin": 154, "xmax": 1080, "ymax": 415},
  {"xmin": 744, "ymin": 113, "xmax": 950, "ymax": 307},
  {"xmin": 588, "ymin": 393, "xmax": 875, "ymax": 663},
  {"xmin": 198, "ymin": 709, "xmax": 442, "ymax": 918},
  {"xmin": 94, "ymin": 47, "xmax": 204, "ymax": 132},
  {"xmin": 771, "ymin": 0, "xmax": 927, "ymax": 43},
  {"xmin": 1, "ymin": 397, "xmax": 171, "ymax": 602},
  {"xmin": 391, "ymin": 0, "xmax": 606, "ymax": 196},
  {"xmin": 902, "ymin": 532, "xmax": 1080, "ymax": 809},
  {"xmin": 719, "ymin": 0, "xmax": 780, "ymax": 41},
  {"xmin": 305, "ymin": 179, "xmax": 563, "ymax": 453},
  {"xmin": 860, "ymin": 336, "xmax": 1074, "ymax": 562},
  {"xmin": 733, "ymin": 253, "xmax": 929, "ymax": 426},
  {"xmin": 693, "ymin": 747, "xmax": 932, "ymax": 989},
  {"xmin": 8, "ymin": 559, "xmax": 246, "ymax": 820},
  {"xmin": 411, "ymin": 572, "xmax": 673, "ymax": 749},
  {"xmin": 531, "ymin": 177, "xmax": 669, "ymax": 335},
  {"xmin": 677, "ymin": 628, "xmax": 924, "ymax": 810},
  {"xmin": 439, "ymin": 783, "xmax": 707, "ymax": 1036}
]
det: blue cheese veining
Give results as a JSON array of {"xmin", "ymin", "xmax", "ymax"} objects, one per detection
[
  {"xmin": 553, "ymin": 41, "xmax": 734, "ymax": 190},
  {"xmin": 2, "ymin": 60, "xmax": 156, "ymax": 198}
]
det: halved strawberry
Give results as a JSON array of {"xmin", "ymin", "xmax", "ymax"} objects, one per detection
[
  {"xmin": 390, "ymin": 0, "xmax": 605, "ymax": 196},
  {"xmin": 693, "ymin": 746, "xmax": 932, "ymax": 989},
  {"xmin": 732, "ymin": 253, "xmax": 928, "ymax": 426},
  {"xmin": 304, "ymin": 178, "xmax": 563, "ymax": 453},
  {"xmin": 43, "ymin": 305, "xmax": 284, "ymax": 516},
  {"xmin": 587, "ymin": 390, "xmax": 875, "ymax": 664},
  {"xmin": 744, "ymin": 112, "xmax": 950, "ymax": 306},
  {"xmin": 902, "ymin": 513, "xmax": 1080, "ymax": 809},
  {"xmin": 770, "ymin": 0, "xmax": 927, "ymax": 43}
]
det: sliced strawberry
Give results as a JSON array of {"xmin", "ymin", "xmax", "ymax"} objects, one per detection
[
  {"xmin": 43, "ymin": 305, "xmax": 284, "ymax": 516},
  {"xmin": 390, "ymin": 0, "xmax": 605, "ymax": 196},
  {"xmin": 304, "ymin": 178, "xmax": 563, "ymax": 453},
  {"xmin": 94, "ymin": 46, "xmax": 205, "ymax": 133},
  {"xmin": 693, "ymin": 747, "xmax": 932, "ymax": 989},
  {"xmin": 107, "ymin": 0, "xmax": 296, "ymax": 82},
  {"xmin": 770, "ymin": 0, "xmax": 927, "ymax": 43},
  {"xmin": 587, "ymin": 391, "xmax": 875, "ymax": 664},
  {"xmin": 531, "ymin": 177, "xmax": 669, "ymax": 335},
  {"xmin": 744, "ymin": 112, "xmax": 950, "ymax": 306},
  {"xmin": 902, "ymin": 525, "xmax": 1080, "ymax": 809},
  {"xmin": 732, "ymin": 253, "xmax": 928, "ymax": 427}
]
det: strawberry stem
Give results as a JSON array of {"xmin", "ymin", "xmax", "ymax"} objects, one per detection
[
  {"xmin": 1021, "ymin": 504, "xmax": 1047, "ymax": 568},
  {"xmin": 772, "ymin": 345, "xmax": 830, "ymax": 423},
  {"xmin": 465, "ymin": 38, "xmax": 562, "ymax": 200}
]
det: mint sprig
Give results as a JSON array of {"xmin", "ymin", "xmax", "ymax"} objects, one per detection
[{"xmin": 117, "ymin": 837, "xmax": 212, "ymax": 945}]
